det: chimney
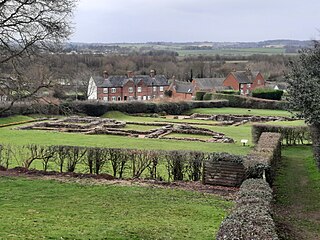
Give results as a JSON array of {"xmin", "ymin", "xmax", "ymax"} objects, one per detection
[
  {"xmin": 103, "ymin": 71, "xmax": 109, "ymax": 79},
  {"xmin": 150, "ymin": 69, "xmax": 156, "ymax": 78},
  {"xmin": 127, "ymin": 71, "xmax": 134, "ymax": 78}
]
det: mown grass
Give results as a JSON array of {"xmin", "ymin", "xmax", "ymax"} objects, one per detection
[
  {"xmin": 166, "ymin": 133, "xmax": 213, "ymax": 140},
  {"xmin": 186, "ymin": 107, "xmax": 293, "ymax": 117},
  {"xmin": 0, "ymin": 115, "xmax": 34, "ymax": 125},
  {"xmin": 0, "ymin": 127, "xmax": 250, "ymax": 155},
  {"xmin": 0, "ymin": 176, "xmax": 233, "ymax": 240},
  {"xmin": 265, "ymin": 120, "xmax": 306, "ymax": 126},
  {"xmin": 274, "ymin": 146, "xmax": 320, "ymax": 239}
]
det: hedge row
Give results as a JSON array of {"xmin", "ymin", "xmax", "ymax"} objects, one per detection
[
  {"xmin": 245, "ymin": 132, "xmax": 282, "ymax": 184},
  {"xmin": 252, "ymin": 88, "xmax": 284, "ymax": 101},
  {"xmin": 217, "ymin": 179, "xmax": 278, "ymax": 240},
  {"xmin": 0, "ymin": 144, "xmax": 214, "ymax": 181},
  {"xmin": 212, "ymin": 93, "xmax": 287, "ymax": 110},
  {"xmin": 252, "ymin": 123, "xmax": 311, "ymax": 145},
  {"xmin": 60, "ymin": 100, "xmax": 228, "ymax": 116},
  {"xmin": 0, "ymin": 102, "xmax": 60, "ymax": 117}
]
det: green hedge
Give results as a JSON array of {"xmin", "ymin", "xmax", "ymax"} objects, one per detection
[
  {"xmin": 217, "ymin": 90, "xmax": 240, "ymax": 95},
  {"xmin": 252, "ymin": 88, "xmax": 284, "ymax": 100},
  {"xmin": 252, "ymin": 123, "xmax": 311, "ymax": 145},
  {"xmin": 203, "ymin": 93, "xmax": 213, "ymax": 100},
  {"xmin": 245, "ymin": 132, "xmax": 282, "ymax": 184},
  {"xmin": 217, "ymin": 179, "xmax": 278, "ymax": 240},
  {"xmin": 212, "ymin": 93, "xmax": 287, "ymax": 110},
  {"xmin": 195, "ymin": 91, "xmax": 206, "ymax": 100}
]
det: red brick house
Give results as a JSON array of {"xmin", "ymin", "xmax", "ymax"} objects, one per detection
[
  {"xmin": 223, "ymin": 70, "xmax": 265, "ymax": 95},
  {"xmin": 168, "ymin": 79, "xmax": 195, "ymax": 100},
  {"xmin": 88, "ymin": 70, "xmax": 169, "ymax": 101},
  {"xmin": 192, "ymin": 78, "xmax": 230, "ymax": 93}
]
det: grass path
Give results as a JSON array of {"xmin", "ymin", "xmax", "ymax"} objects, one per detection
[{"xmin": 274, "ymin": 146, "xmax": 320, "ymax": 240}]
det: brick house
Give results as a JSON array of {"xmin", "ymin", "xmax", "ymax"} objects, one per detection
[
  {"xmin": 168, "ymin": 79, "xmax": 195, "ymax": 100},
  {"xmin": 192, "ymin": 78, "xmax": 230, "ymax": 93},
  {"xmin": 223, "ymin": 70, "xmax": 265, "ymax": 95},
  {"xmin": 87, "ymin": 70, "xmax": 169, "ymax": 101}
]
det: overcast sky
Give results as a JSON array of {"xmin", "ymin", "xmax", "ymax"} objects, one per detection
[{"xmin": 71, "ymin": 0, "xmax": 320, "ymax": 43}]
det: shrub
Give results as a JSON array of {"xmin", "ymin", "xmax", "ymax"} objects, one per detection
[
  {"xmin": 195, "ymin": 91, "xmax": 206, "ymax": 100},
  {"xmin": 217, "ymin": 179, "xmax": 278, "ymax": 240},
  {"xmin": 212, "ymin": 93, "xmax": 287, "ymax": 110},
  {"xmin": 252, "ymin": 88, "xmax": 284, "ymax": 100},
  {"xmin": 217, "ymin": 90, "xmax": 240, "ymax": 95},
  {"xmin": 252, "ymin": 123, "xmax": 311, "ymax": 145},
  {"xmin": 203, "ymin": 93, "xmax": 213, "ymax": 100}
]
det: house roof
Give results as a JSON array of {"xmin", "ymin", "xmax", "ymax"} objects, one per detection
[
  {"xmin": 230, "ymin": 71, "xmax": 261, "ymax": 84},
  {"xmin": 266, "ymin": 81, "xmax": 288, "ymax": 91},
  {"xmin": 174, "ymin": 81, "xmax": 195, "ymax": 94},
  {"xmin": 94, "ymin": 75, "xmax": 169, "ymax": 88},
  {"xmin": 193, "ymin": 78, "xmax": 225, "ymax": 90}
]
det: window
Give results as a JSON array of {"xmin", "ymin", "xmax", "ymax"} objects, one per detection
[
  {"xmin": 103, "ymin": 97, "xmax": 108, "ymax": 101},
  {"xmin": 240, "ymin": 89, "xmax": 244, "ymax": 95},
  {"xmin": 143, "ymin": 96, "xmax": 147, "ymax": 101},
  {"xmin": 246, "ymin": 89, "xmax": 249, "ymax": 94},
  {"xmin": 128, "ymin": 87, "xmax": 133, "ymax": 93},
  {"xmin": 160, "ymin": 95, "xmax": 164, "ymax": 98},
  {"xmin": 247, "ymin": 84, "xmax": 251, "ymax": 88},
  {"xmin": 137, "ymin": 87, "xmax": 142, "ymax": 93},
  {"xmin": 147, "ymin": 96, "xmax": 151, "ymax": 100},
  {"xmin": 111, "ymin": 88, "xmax": 116, "ymax": 93},
  {"xmin": 118, "ymin": 96, "xmax": 121, "ymax": 101},
  {"xmin": 111, "ymin": 96, "xmax": 116, "ymax": 101},
  {"xmin": 159, "ymin": 86, "xmax": 164, "ymax": 92},
  {"xmin": 153, "ymin": 86, "xmax": 157, "ymax": 92},
  {"xmin": 137, "ymin": 96, "xmax": 142, "ymax": 101},
  {"xmin": 103, "ymin": 88, "xmax": 108, "ymax": 93},
  {"xmin": 257, "ymin": 79, "xmax": 261, "ymax": 85}
]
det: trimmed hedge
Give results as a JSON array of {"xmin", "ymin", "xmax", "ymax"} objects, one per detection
[
  {"xmin": 252, "ymin": 123, "xmax": 311, "ymax": 145},
  {"xmin": 217, "ymin": 179, "xmax": 278, "ymax": 240},
  {"xmin": 212, "ymin": 93, "xmax": 287, "ymax": 110},
  {"xmin": 195, "ymin": 91, "xmax": 206, "ymax": 100},
  {"xmin": 216, "ymin": 90, "xmax": 240, "ymax": 95},
  {"xmin": 0, "ymin": 102, "xmax": 60, "ymax": 117},
  {"xmin": 203, "ymin": 93, "xmax": 213, "ymax": 100},
  {"xmin": 252, "ymin": 88, "xmax": 284, "ymax": 101},
  {"xmin": 60, "ymin": 100, "xmax": 228, "ymax": 116},
  {"xmin": 245, "ymin": 132, "xmax": 282, "ymax": 184}
]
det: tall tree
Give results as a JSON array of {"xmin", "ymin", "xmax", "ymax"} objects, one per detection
[
  {"xmin": 0, "ymin": 0, "xmax": 78, "ymax": 111},
  {"xmin": 287, "ymin": 40, "xmax": 320, "ymax": 169}
]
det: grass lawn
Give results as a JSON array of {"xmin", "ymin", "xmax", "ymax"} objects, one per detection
[
  {"xmin": 125, "ymin": 124, "xmax": 158, "ymax": 131},
  {"xmin": 0, "ymin": 127, "xmax": 250, "ymax": 155},
  {"xmin": 187, "ymin": 107, "xmax": 293, "ymax": 117},
  {"xmin": 0, "ymin": 177, "xmax": 233, "ymax": 240},
  {"xmin": 265, "ymin": 120, "xmax": 306, "ymax": 126},
  {"xmin": 103, "ymin": 111, "xmax": 219, "ymax": 125},
  {"xmin": 0, "ymin": 115, "xmax": 34, "ymax": 125},
  {"xmin": 165, "ymin": 133, "xmax": 213, "ymax": 140},
  {"xmin": 274, "ymin": 146, "xmax": 320, "ymax": 240}
]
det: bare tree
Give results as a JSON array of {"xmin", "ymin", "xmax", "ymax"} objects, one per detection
[{"xmin": 0, "ymin": 0, "xmax": 78, "ymax": 111}]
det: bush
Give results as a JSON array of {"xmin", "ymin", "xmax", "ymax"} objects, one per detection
[
  {"xmin": 203, "ymin": 93, "xmax": 213, "ymax": 100},
  {"xmin": 212, "ymin": 93, "xmax": 287, "ymax": 110},
  {"xmin": 217, "ymin": 90, "xmax": 240, "ymax": 95},
  {"xmin": 217, "ymin": 179, "xmax": 278, "ymax": 240},
  {"xmin": 252, "ymin": 123, "xmax": 311, "ymax": 145},
  {"xmin": 195, "ymin": 91, "xmax": 206, "ymax": 100},
  {"xmin": 252, "ymin": 88, "xmax": 284, "ymax": 100}
]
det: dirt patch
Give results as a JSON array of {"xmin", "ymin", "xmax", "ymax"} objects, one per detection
[{"xmin": 0, "ymin": 168, "xmax": 238, "ymax": 199}]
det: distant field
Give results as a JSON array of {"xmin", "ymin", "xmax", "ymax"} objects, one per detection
[
  {"xmin": 0, "ymin": 177, "xmax": 233, "ymax": 239},
  {"xmin": 177, "ymin": 48, "xmax": 286, "ymax": 57}
]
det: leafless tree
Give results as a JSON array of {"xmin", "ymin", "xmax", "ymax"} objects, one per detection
[{"xmin": 0, "ymin": 0, "xmax": 78, "ymax": 111}]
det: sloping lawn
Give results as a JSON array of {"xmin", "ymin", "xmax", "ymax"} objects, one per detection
[
  {"xmin": 274, "ymin": 146, "xmax": 320, "ymax": 240},
  {"xmin": 0, "ymin": 177, "xmax": 233, "ymax": 240}
]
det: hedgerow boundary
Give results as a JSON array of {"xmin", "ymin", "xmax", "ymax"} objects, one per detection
[{"xmin": 217, "ymin": 132, "xmax": 282, "ymax": 240}]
